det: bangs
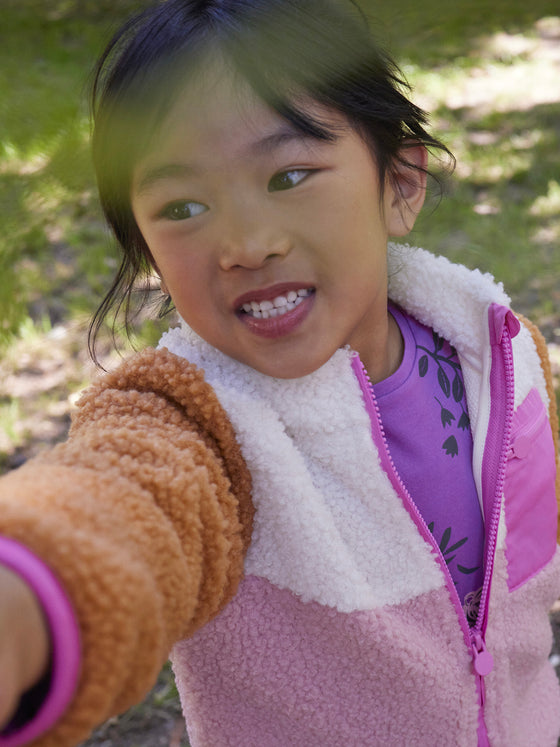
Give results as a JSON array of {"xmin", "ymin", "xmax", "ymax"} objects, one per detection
[{"xmin": 91, "ymin": 0, "xmax": 378, "ymax": 197}]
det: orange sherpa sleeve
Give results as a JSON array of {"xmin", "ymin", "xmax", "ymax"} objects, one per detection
[{"xmin": 0, "ymin": 347, "xmax": 253, "ymax": 747}]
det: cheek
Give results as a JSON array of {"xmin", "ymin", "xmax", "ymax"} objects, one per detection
[
  {"xmin": 142, "ymin": 227, "xmax": 204, "ymax": 279},
  {"xmin": 161, "ymin": 255, "xmax": 203, "ymax": 294},
  {"xmin": 159, "ymin": 252, "xmax": 216, "ymax": 322}
]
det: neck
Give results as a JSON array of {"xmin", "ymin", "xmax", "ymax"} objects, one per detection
[{"xmin": 361, "ymin": 311, "xmax": 404, "ymax": 385}]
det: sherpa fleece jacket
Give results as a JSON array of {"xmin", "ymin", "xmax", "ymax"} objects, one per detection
[{"xmin": 0, "ymin": 245, "xmax": 559, "ymax": 747}]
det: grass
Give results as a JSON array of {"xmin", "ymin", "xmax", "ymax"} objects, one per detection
[
  {"xmin": 0, "ymin": 0, "xmax": 160, "ymax": 348},
  {"xmin": 413, "ymin": 100, "xmax": 560, "ymax": 312},
  {"xmin": 371, "ymin": 3, "xmax": 560, "ymax": 318}
]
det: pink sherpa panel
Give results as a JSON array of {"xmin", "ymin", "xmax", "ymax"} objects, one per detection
[
  {"xmin": 171, "ymin": 575, "xmax": 479, "ymax": 747},
  {"xmin": 503, "ymin": 388, "xmax": 558, "ymax": 591},
  {"xmin": 484, "ymin": 549, "xmax": 560, "ymax": 746}
]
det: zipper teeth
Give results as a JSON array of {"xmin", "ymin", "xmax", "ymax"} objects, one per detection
[
  {"xmin": 353, "ymin": 316, "xmax": 515, "ymax": 745},
  {"xmin": 474, "ymin": 327, "xmax": 516, "ymax": 634},
  {"xmin": 353, "ymin": 355, "xmax": 472, "ymax": 646}
]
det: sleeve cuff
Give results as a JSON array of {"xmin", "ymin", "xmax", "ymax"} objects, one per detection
[{"xmin": 0, "ymin": 537, "xmax": 81, "ymax": 746}]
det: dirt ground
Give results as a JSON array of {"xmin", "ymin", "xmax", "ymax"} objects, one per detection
[{"xmin": 78, "ymin": 665, "xmax": 190, "ymax": 747}]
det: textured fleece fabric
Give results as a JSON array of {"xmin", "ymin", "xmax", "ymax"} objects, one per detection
[
  {"xmin": 160, "ymin": 244, "xmax": 560, "ymax": 746},
  {"xmin": 0, "ymin": 354, "xmax": 253, "ymax": 747},
  {"xmin": 0, "ymin": 244, "xmax": 558, "ymax": 746}
]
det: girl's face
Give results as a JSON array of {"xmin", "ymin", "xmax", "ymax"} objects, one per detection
[{"xmin": 131, "ymin": 68, "xmax": 425, "ymax": 380}]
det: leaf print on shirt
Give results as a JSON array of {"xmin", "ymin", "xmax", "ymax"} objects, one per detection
[
  {"xmin": 438, "ymin": 367, "xmax": 451, "ymax": 398},
  {"xmin": 435, "ymin": 397, "xmax": 455, "ymax": 428},
  {"xmin": 457, "ymin": 408, "xmax": 470, "ymax": 431},
  {"xmin": 442, "ymin": 436, "xmax": 459, "ymax": 457},
  {"xmin": 417, "ymin": 333, "xmax": 470, "ymax": 458},
  {"xmin": 428, "ymin": 522, "xmax": 481, "ymax": 580},
  {"xmin": 452, "ymin": 373, "xmax": 464, "ymax": 403}
]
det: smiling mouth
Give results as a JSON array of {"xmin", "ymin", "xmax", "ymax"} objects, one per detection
[{"xmin": 238, "ymin": 288, "xmax": 314, "ymax": 319}]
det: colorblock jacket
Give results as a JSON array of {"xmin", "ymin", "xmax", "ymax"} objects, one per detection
[{"xmin": 0, "ymin": 245, "xmax": 559, "ymax": 747}]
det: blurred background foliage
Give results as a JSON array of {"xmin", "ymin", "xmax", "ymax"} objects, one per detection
[
  {"xmin": 372, "ymin": 1, "xmax": 560, "ymax": 339},
  {"xmin": 0, "ymin": 0, "xmax": 558, "ymax": 466},
  {"xmin": 0, "ymin": 0, "xmax": 150, "ymax": 347},
  {"xmin": 0, "ymin": 0, "xmax": 559, "ymax": 341}
]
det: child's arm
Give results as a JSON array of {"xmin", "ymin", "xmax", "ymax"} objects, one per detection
[{"xmin": 0, "ymin": 347, "xmax": 253, "ymax": 747}]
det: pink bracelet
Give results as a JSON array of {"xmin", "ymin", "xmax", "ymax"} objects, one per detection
[{"xmin": 0, "ymin": 537, "xmax": 81, "ymax": 746}]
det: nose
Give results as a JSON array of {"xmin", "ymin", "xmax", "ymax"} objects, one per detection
[{"xmin": 218, "ymin": 201, "xmax": 292, "ymax": 271}]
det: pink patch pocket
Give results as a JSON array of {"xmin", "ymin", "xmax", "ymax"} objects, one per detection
[{"xmin": 504, "ymin": 387, "xmax": 558, "ymax": 591}]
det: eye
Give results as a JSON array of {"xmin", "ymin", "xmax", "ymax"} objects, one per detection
[
  {"xmin": 160, "ymin": 200, "xmax": 208, "ymax": 221},
  {"xmin": 268, "ymin": 169, "xmax": 311, "ymax": 193}
]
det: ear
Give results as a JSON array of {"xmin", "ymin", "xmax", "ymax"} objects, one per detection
[{"xmin": 385, "ymin": 144, "xmax": 428, "ymax": 237}]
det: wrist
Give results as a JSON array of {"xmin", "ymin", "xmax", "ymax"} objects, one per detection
[
  {"xmin": 0, "ymin": 564, "xmax": 50, "ymax": 693},
  {"xmin": 0, "ymin": 538, "xmax": 81, "ymax": 746}
]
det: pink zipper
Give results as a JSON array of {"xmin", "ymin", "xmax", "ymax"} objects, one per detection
[
  {"xmin": 469, "ymin": 306, "xmax": 518, "ymax": 744},
  {"xmin": 351, "ymin": 354, "xmax": 473, "ymax": 646},
  {"xmin": 477, "ymin": 305, "xmax": 519, "ymax": 641},
  {"xmin": 350, "ymin": 303, "xmax": 519, "ymax": 746}
]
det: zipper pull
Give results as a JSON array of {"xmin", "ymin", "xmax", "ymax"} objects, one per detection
[
  {"xmin": 490, "ymin": 304, "xmax": 521, "ymax": 345},
  {"xmin": 472, "ymin": 632, "xmax": 494, "ymax": 677}
]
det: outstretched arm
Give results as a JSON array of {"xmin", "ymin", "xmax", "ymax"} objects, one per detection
[{"xmin": 0, "ymin": 347, "xmax": 253, "ymax": 747}]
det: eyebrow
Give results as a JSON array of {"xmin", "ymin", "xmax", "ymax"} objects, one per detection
[
  {"xmin": 134, "ymin": 163, "xmax": 199, "ymax": 196},
  {"xmin": 247, "ymin": 124, "xmax": 330, "ymax": 156},
  {"xmin": 134, "ymin": 124, "xmax": 334, "ymax": 195}
]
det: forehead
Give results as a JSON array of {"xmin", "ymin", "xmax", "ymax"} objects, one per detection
[
  {"xmin": 139, "ymin": 63, "xmax": 345, "ymax": 166},
  {"xmin": 165, "ymin": 72, "xmax": 272, "ymax": 149}
]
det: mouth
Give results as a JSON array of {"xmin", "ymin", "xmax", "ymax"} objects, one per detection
[
  {"xmin": 234, "ymin": 283, "xmax": 316, "ymax": 339},
  {"xmin": 237, "ymin": 287, "xmax": 314, "ymax": 319}
]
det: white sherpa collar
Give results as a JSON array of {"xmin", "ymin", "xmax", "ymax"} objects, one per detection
[
  {"xmin": 158, "ymin": 246, "xmax": 545, "ymax": 611},
  {"xmin": 387, "ymin": 243, "xmax": 509, "ymax": 355}
]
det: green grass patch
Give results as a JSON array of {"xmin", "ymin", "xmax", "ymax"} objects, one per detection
[{"xmin": 0, "ymin": 0, "xmax": 154, "ymax": 347}]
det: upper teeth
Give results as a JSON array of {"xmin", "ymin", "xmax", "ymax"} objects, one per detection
[{"xmin": 242, "ymin": 288, "xmax": 311, "ymax": 319}]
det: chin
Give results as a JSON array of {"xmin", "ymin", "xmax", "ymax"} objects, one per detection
[{"xmin": 247, "ymin": 354, "xmax": 332, "ymax": 380}]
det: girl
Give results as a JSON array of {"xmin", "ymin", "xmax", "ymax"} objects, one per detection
[{"xmin": 1, "ymin": 1, "xmax": 559, "ymax": 745}]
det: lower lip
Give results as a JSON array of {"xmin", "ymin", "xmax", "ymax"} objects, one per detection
[{"xmin": 237, "ymin": 293, "xmax": 315, "ymax": 339}]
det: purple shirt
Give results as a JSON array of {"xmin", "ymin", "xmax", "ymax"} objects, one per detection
[{"xmin": 373, "ymin": 306, "xmax": 484, "ymax": 625}]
